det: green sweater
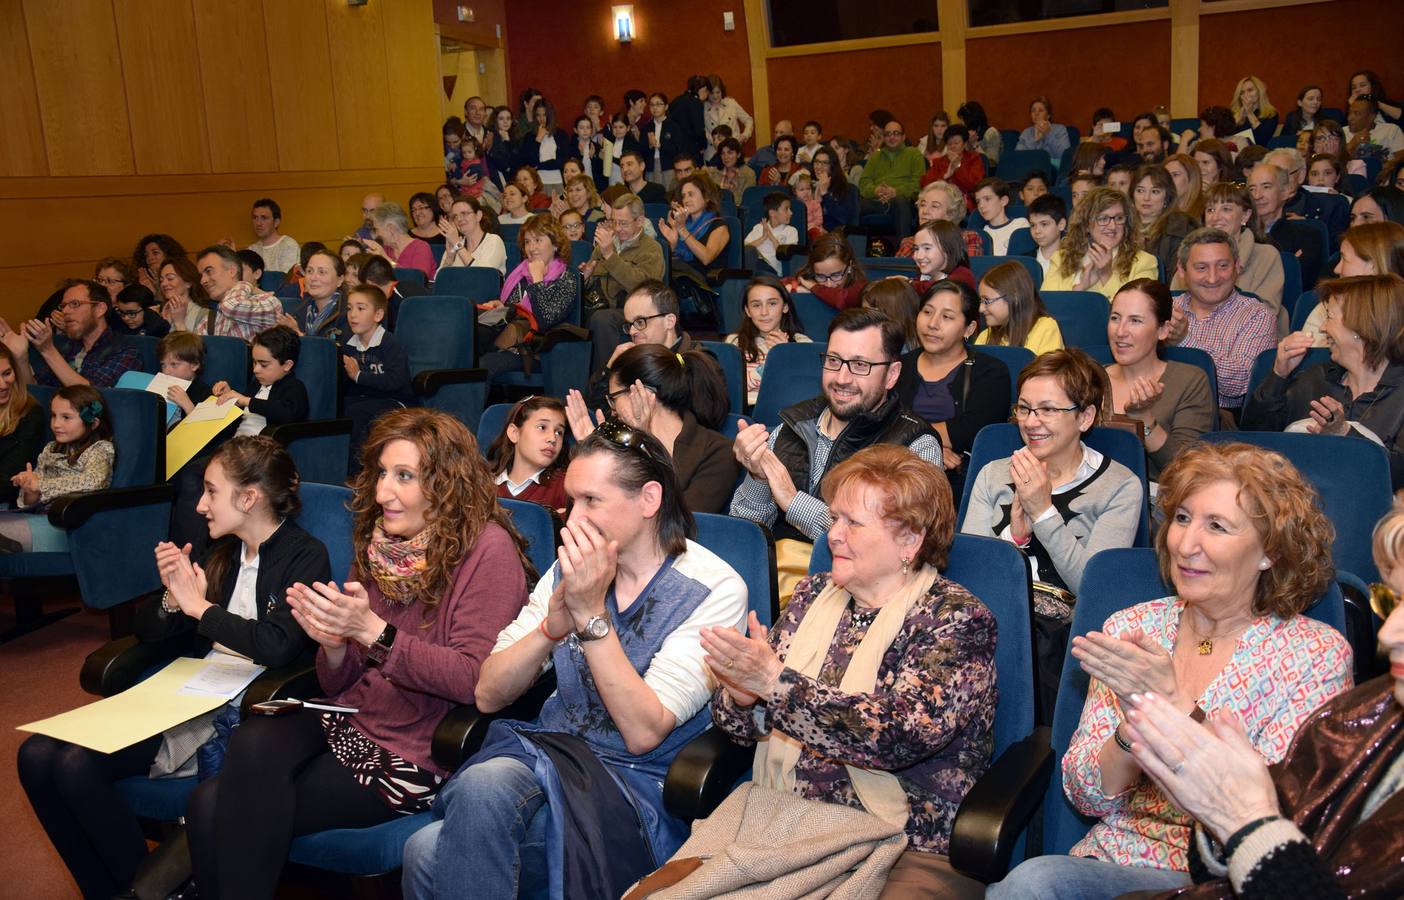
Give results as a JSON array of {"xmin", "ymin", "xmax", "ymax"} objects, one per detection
[{"xmin": 858, "ymin": 146, "xmax": 926, "ymax": 201}]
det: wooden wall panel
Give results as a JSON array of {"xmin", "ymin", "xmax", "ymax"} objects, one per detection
[
  {"xmin": 768, "ymin": 44, "xmax": 942, "ymax": 147},
  {"xmin": 0, "ymin": 9, "xmax": 47, "ymax": 177},
  {"xmin": 191, "ymin": 1, "xmax": 279, "ymax": 173},
  {"xmin": 23, "ymin": 0, "xmax": 134, "ymax": 177},
  {"xmin": 113, "ymin": 0, "xmax": 212, "ymax": 175},
  {"xmin": 262, "ymin": 0, "xmax": 340, "ymax": 172},
  {"xmin": 381, "ymin": 0, "xmax": 445, "ymax": 170},
  {"xmin": 325, "ymin": 0, "xmax": 396, "ymax": 170}
]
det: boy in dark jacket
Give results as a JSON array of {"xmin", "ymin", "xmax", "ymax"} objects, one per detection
[
  {"xmin": 110, "ymin": 285, "xmax": 171, "ymax": 337},
  {"xmin": 340, "ymin": 284, "xmax": 411, "ymax": 470}
]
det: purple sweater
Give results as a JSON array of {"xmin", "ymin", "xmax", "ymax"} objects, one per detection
[{"xmin": 315, "ymin": 522, "xmax": 529, "ymax": 777}]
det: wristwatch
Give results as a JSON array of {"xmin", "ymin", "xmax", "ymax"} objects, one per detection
[
  {"xmin": 365, "ymin": 622, "xmax": 398, "ymax": 665},
  {"xmin": 577, "ymin": 615, "xmax": 611, "ymax": 642},
  {"xmin": 1141, "ymin": 419, "xmax": 1156, "ymax": 438}
]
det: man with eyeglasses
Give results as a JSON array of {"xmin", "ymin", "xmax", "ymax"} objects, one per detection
[
  {"xmin": 858, "ymin": 120, "xmax": 924, "ymax": 239},
  {"xmin": 581, "ymin": 194, "xmax": 667, "ymax": 362},
  {"xmin": 730, "ymin": 307, "xmax": 941, "ymax": 544},
  {"xmin": 585, "ymin": 281, "xmax": 699, "ymax": 408},
  {"xmin": 1168, "ymin": 228, "xmax": 1276, "ymax": 414},
  {"xmin": 1, "ymin": 278, "xmax": 139, "ymax": 388},
  {"xmin": 1264, "ymin": 148, "xmax": 1348, "ymax": 246},
  {"xmin": 355, "ymin": 192, "xmax": 384, "ymax": 241}
]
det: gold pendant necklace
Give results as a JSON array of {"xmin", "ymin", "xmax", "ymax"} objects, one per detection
[{"xmin": 1197, "ymin": 638, "xmax": 1214, "ymax": 655}]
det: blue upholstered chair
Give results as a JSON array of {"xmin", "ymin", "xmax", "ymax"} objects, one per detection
[
  {"xmin": 958, "ymin": 423, "xmax": 1150, "ymax": 548},
  {"xmin": 200, "ymin": 336, "xmax": 250, "ymax": 389},
  {"xmin": 392, "ymin": 267, "xmax": 428, "ymax": 289},
  {"xmin": 394, "ymin": 296, "xmax": 488, "ymax": 429},
  {"xmin": 969, "ymin": 255, "xmax": 1043, "ymax": 287},
  {"xmin": 973, "ymin": 345, "xmax": 1034, "ymax": 406},
  {"xmin": 693, "ymin": 512, "xmax": 777, "ymax": 629},
  {"xmin": 751, "ymin": 341, "xmax": 828, "ymax": 427},
  {"xmin": 1041, "ymin": 291, "xmax": 1110, "ymax": 351},
  {"xmin": 791, "ymin": 292, "xmax": 837, "ymax": 342},
  {"xmin": 1247, "ymin": 345, "xmax": 1332, "ymax": 399},
  {"xmin": 431, "ymin": 267, "xmax": 503, "ymax": 301},
  {"xmin": 265, "ymin": 336, "xmax": 352, "ymax": 485},
  {"xmin": 700, "ymin": 340, "xmax": 745, "ymax": 415}
]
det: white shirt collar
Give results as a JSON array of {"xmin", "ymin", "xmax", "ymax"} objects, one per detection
[
  {"xmin": 495, "ymin": 468, "xmax": 545, "ymax": 495},
  {"xmin": 347, "ymin": 325, "xmax": 386, "ymax": 351}
]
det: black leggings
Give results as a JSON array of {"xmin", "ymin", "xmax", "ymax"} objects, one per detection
[
  {"xmin": 17, "ymin": 733, "xmax": 163, "ymax": 899},
  {"xmin": 185, "ymin": 710, "xmax": 398, "ymax": 900}
]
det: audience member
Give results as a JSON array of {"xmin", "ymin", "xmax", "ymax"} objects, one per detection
[
  {"xmin": 795, "ymin": 118, "xmax": 824, "ymax": 164},
  {"xmin": 1020, "ymin": 171, "xmax": 1051, "ymax": 208},
  {"xmin": 1299, "ymin": 220, "xmax": 1404, "ymax": 343},
  {"xmin": 602, "ymin": 149, "xmax": 668, "ymax": 205},
  {"xmin": 582, "ymin": 193, "xmax": 668, "ymax": 364},
  {"xmin": 245, "ymin": 198, "xmax": 299, "ymax": 273},
  {"xmin": 437, "ymin": 195, "xmax": 506, "ymax": 275},
  {"xmin": 1017, "ymin": 95, "xmax": 1073, "ymax": 160},
  {"xmin": 282, "ymin": 249, "xmax": 347, "ymax": 340},
  {"xmin": 749, "ymin": 119, "xmax": 794, "ymax": 172},
  {"xmin": 741, "ymin": 191, "xmax": 797, "ymax": 276},
  {"xmin": 658, "ymin": 174, "xmax": 730, "ymax": 290},
  {"xmin": 1192, "ymin": 138, "xmax": 1233, "ymax": 186},
  {"xmin": 1171, "ymin": 228, "xmax": 1278, "ymax": 411},
  {"xmin": 519, "ymin": 98, "xmax": 570, "ymax": 195},
  {"xmin": 729, "ymin": 307, "xmax": 941, "ymax": 546},
  {"xmin": 131, "ymin": 234, "xmax": 186, "ymax": 292},
  {"xmin": 1351, "ymin": 185, "xmax": 1404, "ymax": 226},
  {"xmin": 486, "ymin": 395, "xmax": 568, "ymax": 511},
  {"xmin": 1281, "ymin": 84, "xmax": 1325, "ymax": 136},
  {"xmin": 1135, "ymin": 164, "xmax": 1196, "ymax": 279},
  {"xmin": 703, "ymin": 74, "xmax": 753, "ymax": 147},
  {"xmin": 759, "ymin": 134, "xmax": 799, "ymax": 186},
  {"xmin": 698, "ymin": 443, "xmax": 994, "ymax": 899},
  {"xmin": 1244, "ymin": 273, "xmax": 1404, "ymax": 488},
  {"xmin": 709, "ymin": 137, "xmax": 756, "ymax": 205},
  {"xmin": 860, "ymin": 277, "xmax": 923, "ymax": 350},
  {"xmin": 1104, "ymin": 279, "xmax": 1216, "ymax": 479},
  {"xmin": 92, "ymin": 257, "xmax": 134, "ymax": 303},
  {"xmin": 1028, "ymin": 193, "xmax": 1068, "ymax": 276},
  {"xmin": 788, "ymin": 232, "xmax": 868, "ymax": 311},
  {"xmin": 895, "ymin": 278, "xmax": 1011, "ymax": 495},
  {"xmin": 1172, "ymin": 182, "xmax": 1286, "ymax": 331},
  {"xmin": 974, "ymin": 260, "xmax": 1064, "ymax": 355},
  {"xmin": 6, "ymin": 279, "xmax": 139, "ymax": 388},
  {"xmin": 401, "ymin": 424, "xmax": 746, "ymax": 900},
  {"xmin": 810, "ymin": 145, "xmax": 857, "ymax": 233},
  {"xmin": 859, "ymin": 120, "xmax": 924, "ymax": 239},
  {"xmin": 0, "ymin": 344, "xmax": 44, "ymax": 507},
  {"xmin": 158, "ymin": 256, "xmax": 216, "ymax": 334},
  {"xmin": 909, "ymin": 220, "xmax": 976, "ymax": 292},
  {"xmin": 666, "ymin": 76, "xmax": 711, "ymax": 175},
  {"xmin": 921, "ymin": 124, "xmax": 985, "ymax": 205},
  {"xmin": 586, "ymin": 281, "xmax": 700, "ymax": 407},
  {"xmin": 1042, "ymin": 187, "xmax": 1158, "ymax": 298},
  {"xmin": 109, "ymin": 285, "xmax": 171, "ymax": 337},
  {"xmin": 1164, "ymin": 153, "xmax": 1205, "ymax": 221},
  {"xmin": 213, "ymin": 324, "xmax": 309, "ymax": 438},
  {"xmin": 1265, "ymin": 147, "xmax": 1349, "ymax": 243},
  {"xmin": 727, "ymin": 275, "xmax": 812, "ymax": 405},
  {"xmin": 1248, "ymin": 162, "xmax": 1326, "ymax": 290},
  {"xmin": 1345, "ymin": 94, "xmax": 1404, "ymax": 159},
  {"xmin": 195, "ymin": 245, "xmax": 284, "ymax": 341},
  {"xmin": 899, "ymin": 181, "xmax": 984, "ymax": 260},
  {"xmin": 973, "ymin": 178, "xmax": 1029, "ymax": 255},
  {"xmin": 18, "ymin": 437, "xmax": 328, "ymax": 898},
  {"xmin": 1136, "ymin": 125, "xmax": 1172, "ymax": 165},
  {"xmin": 957, "ymin": 100, "xmax": 1001, "ymax": 165},
  {"xmin": 366, "ymin": 202, "xmax": 439, "ymax": 282},
  {"xmin": 155, "ymin": 330, "xmax": 211, "ymax": 422},
  {"xmin": 340, "ymin": 283, "xmax": 412, "ymax": 467},
  {"xmin": 477, "ymin": 214, "xmax": 581, "ymax": 383},
  {"xmin": 988, "ymin": 441, "xmax": 1350, "ymax": 898},
  {"xmin": 1231, "ymin": 75, "xmax": 1280, "ymax": 146}
]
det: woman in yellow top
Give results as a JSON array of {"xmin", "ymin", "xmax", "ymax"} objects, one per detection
[
  {"xmin": 974, "ymin": 260, "xmax": 1065, "ymax": 355},
  {"xmin": 1042, "ymin": 187, "xmax": 1158, "ymax": 299}
]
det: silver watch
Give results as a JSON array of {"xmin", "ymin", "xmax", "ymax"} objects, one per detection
[{"xmin": 577, "ymin": 615, "xmax": 611, "ymax": 642}]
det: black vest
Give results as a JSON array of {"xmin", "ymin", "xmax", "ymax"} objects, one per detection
[{"xmin": 771, "ymin": 393, "xmax": 932, "ymax": 542}]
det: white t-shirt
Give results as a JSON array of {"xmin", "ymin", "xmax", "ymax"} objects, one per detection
[
  {"xmin": 984, "ymin": 217, "xmax": 1030, "ymax": 256},
  {"xmin": 491, "ymin": 539, "xmax": 748, "ymax": 724},
  {"xmin": 439, "ymin": 231, "xmax": 507, "ymax": 275},
  {"xmin": 743, "ymin": 222, "xmax": 799, "ymax": 275},
  {"xmin": 211, "ymin": 547, "xmax": 260, "ymax": 659},
  {"xmin": 538, "ymin": 135, "xmax": 562, "ymax": 185},
  {"xmin": 247, "ymin": 235, "xmax": 300, "ymax": 274}
]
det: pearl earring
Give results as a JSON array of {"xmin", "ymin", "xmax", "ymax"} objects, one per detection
[
  {"xmin": 901, "ymin": 556, "xmax": 911, "ymax": 574},
  {"xmin": 1259, "ymin": 559, "xmax": 1271, "ymax": 570}
]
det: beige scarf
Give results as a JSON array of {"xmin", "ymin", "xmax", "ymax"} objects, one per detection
[{"xmin": 753, "ymin": 564, "xmax": 939, "ymax": 830}]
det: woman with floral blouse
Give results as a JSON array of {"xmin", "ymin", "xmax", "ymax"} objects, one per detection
[{"xmin": 701, "ymin": 444, "xmax": 997, "ymax": 898}]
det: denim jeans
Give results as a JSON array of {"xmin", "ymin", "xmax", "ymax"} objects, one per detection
[
  {"xmin": 986, "ymin": 855, "xmax": 1191, "ymax": 899},
  {"xmin": 401, "ymin": 756, "xmax": 549, "ymax": 900}
]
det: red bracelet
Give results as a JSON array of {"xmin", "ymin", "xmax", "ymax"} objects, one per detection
[{"xmin": 539, "ymin": 617, "xmax": 569, "ymax": 642}]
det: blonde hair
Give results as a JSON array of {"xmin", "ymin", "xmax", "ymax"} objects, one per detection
[
  {"xmin": 0, "ymin": 344, "xmax": 36, "ymax": 438},
  {"xmin": 1057, "ymin": 187, "xmax": 1143, "ymax": 282},
  {"xmin": 1231, "ymin": 75, "xmax": 1278, "ymax": 122},
  {"xmin": 1372, "ymin": 494, "xmax": 1404, "ymax": 582}
]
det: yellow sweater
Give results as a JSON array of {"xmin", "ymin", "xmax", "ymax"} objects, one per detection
[
  {"xmin": 974, "ymin": 315, "xmax": 1064, "ymax": 356},
  {"xmin": 1040, "ymin": 249, "xmax": 1158, "ymax": 299}
]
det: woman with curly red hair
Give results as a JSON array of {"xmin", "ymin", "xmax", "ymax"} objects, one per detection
[
  {"xmin": 989, "ymin": 441, "xmax": 1352, "ymax": 899},
  {"xmin": 183, "ymin": 408, "xmax": 533, "ymax": 899}
]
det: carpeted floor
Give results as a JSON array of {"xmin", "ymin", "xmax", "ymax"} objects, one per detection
[{"xmin": 0, "ymin": 597, "xmax": 111, "ymax": 900}]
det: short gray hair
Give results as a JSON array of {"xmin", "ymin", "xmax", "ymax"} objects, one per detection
[
  {"xmin": 370, "ymin": 201, "xmax": 410, "ymax": 235},
  {"xmin": 921, "ymin": 181, "xmax": 966, "ymax": 221},
  {"xmin": 610, "ymin": 192, "xmax": 645, "ymax": 220},
  {"xmin": 1177, "ymin": 227, "xmax": 1239, "ymax": 269},
  {"xmin": 1265, "ymin": 148, "xmax": 1305, "ymax": 177},
  {"xmin": 1250, "ymin": 162, "xmax": 1290, "ymax": 189}
]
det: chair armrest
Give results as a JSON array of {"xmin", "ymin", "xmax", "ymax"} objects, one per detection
[
  {"xmin": 775, "ymin": 244, "xmax": 801, "ymax": 261},
  {"xmin": 48, "ymin": 483, "xmax": 176, "ymax": 530},
  {"xmin": 662, "ymin": 726, "xmax": 753, "ymax": 822},
  {"xmin": 79, "ymin": 633, "xmax": 195, "ymax": 697},
  {"xmin": 948, "ymin": 727, "xmax": 1054, "ymax": 884},
  {"xmin": 413, "ymin": 368, "xmax": 488, "ymax": 397},
  {"xmin": 265, "ymin": 419, "xmax": 353, "ymax": 444},
  {"xmin": 239, "ymin": 659, "xmax": 321, "ymax": 715},
  {"xmin": 431, "ymin": 670, "xmax": 558, "ymax": 771},
  {"xmin": 714, "ymin": 268, "xmax": 753, "ymax": 283}
]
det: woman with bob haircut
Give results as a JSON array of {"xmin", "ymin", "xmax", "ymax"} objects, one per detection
[
  {"xmin": 1191, "ymin": 138, "xmax": 1234, "ymax": 188},
  {"xmin": 1244, "ymin": 273, "xmax": 1404, "ymax": 489},
  {"xmin": 477, "ymin": 212, "xmax": 581, "ymax": 383},
  {"xmin": 184, "ymin": 408, "xmax": 532, "ymax": 899},
  {"xmin": 1298, "ymin": 220, "xmax": 1404, "ymax": 343},
  {"xmin": 989, "ymin": 441, "xmax": 1352, "ymax": 899},
  {"xmin": 973, "ymin": 260, "xmax": 1064, "ymax": 355},
  {"xmin": 694, "ymin": 442, "xmax": 996, "ymax": 898},
  {"xmin": 1042, "ymin": 187, "xmax": 1158, "ymax": 299}
]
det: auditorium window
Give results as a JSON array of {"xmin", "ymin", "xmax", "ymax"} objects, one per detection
[
  {"xmin": 766, "ymin": 0, "xmax": 938, "ymax": 47},
  {"xmin": 967, "ymin": 0, "xmax": 1166, "ymax": 28}
]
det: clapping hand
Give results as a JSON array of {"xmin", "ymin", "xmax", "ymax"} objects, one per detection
[
  {"xmin": 1077, "ymin": 243, "xmax": 1113, "ymax": 290},
  {"xmin": 23, "ymin": 318, "xmax": 55, "ymax": 353},
  {"xmin": 342, "ymin": 354, "xmax": 361, "ymax": 381},
  {"xmin": 11, "ymin": 463, "xmax": 39, "ymax": 496},
  {"xmin": 617, "ymin": 379, "xmax": 658, "ymax": 428},
  {"xmin": 163, "ymin": 545, "xmax": 212, "ymax": 619},
  {"xmin": 1123, "ymin": 691, "xmax": 1280, "ymax": 844},
  {"xmin": 1071, "ymin": 628, "xmax": 1181, "ymax": 707},
  {"xmin": 0, "ymin": 318, "xmax": 28, "ymax": 360},
  {"xmin": 1123, "ymin": 376, "xmax": 1165, "ymax": 415},
  {"xmin": 286, "ymin": 581, "xmax": 382, "ymax": 646},
  {"xmin": 437, "ymin": 216, "xmax": 461, "ymax": 245},
  {"xmin": 733, "ymin": 420, "xmax": 774, "ymax": 480},
  {"xmin": 701, "ymin": 611, "xmax": 782, "ymax": 705},
  {"xmin": 1009, "ymin": 447, "xmax": 1053, "ymax": 521}
]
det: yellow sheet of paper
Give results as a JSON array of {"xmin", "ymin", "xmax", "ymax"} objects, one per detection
[
  {"xmin": 17, "ymin": 657, "xmax": 231, "ymax": 754},
  {"xmin": 166, "ymin": 400, "xmax": 242, "ymax": 479}
]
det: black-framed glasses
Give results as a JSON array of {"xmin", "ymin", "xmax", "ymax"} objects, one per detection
[
  {"xmin": 1013, "ymin": 403, "xmax": 1082, "ymax": 421},
  {"xmin": 821, "ymin": 353, "xmax": 894, "ymax": 377},
  {"xmin": 115, "ymin": 307, "xmax": 145, "ymax": 320},
  {"xmin": 624, "ymin": 312, "xmax": 668, "ymax": 334},
  {"xmin": 1370, "ymin": 582, "xmax": 1400, "ymax": 620},
  {"xmin": 605, "ymin": 384, "xmax": 656, "ymax": 409},
  {"xmin": 812, "ymin": 266, "xmax": 850, "ymax": 285}
]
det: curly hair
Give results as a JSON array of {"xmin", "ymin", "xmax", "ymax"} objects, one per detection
[
  {"xmin": 132, "ymin": 234, "xmax": 186, "ymax": 279},
  {"xmin": 350, "ymin": 408, "xmax": 535, "ymax": 615},
  {"xmin": 1155, "ymin": 442, "xmax": 1333, "ymax": 618},
  {"xmin": 1057, "ymin": 187, "xmax": 1142, "ymax": 282},
  {"xmin": 821, "ymin": 444, "xmax": 955, "ymax": 571}
]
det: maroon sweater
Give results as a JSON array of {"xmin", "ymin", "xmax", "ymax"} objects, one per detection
[{"xmin": 315, "ymin": 522, "xmax": 529, "ymax": 777}]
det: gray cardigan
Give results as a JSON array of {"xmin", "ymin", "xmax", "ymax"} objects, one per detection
[{"xmin": 961, "ymin": 449, "xmax": 1143, "ymax": 594}]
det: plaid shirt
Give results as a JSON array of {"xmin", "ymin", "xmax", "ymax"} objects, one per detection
[
  {"xmin": 214, "ymin": 281, "xmax": 282, "ymax": 341},
  {"xmin": 729, "ymin": 414, "xmax": 943, "ymax": 540},
  {"xmin": 1175, "ymin": 290, "xmax": 1276, "ymax": 408},
  {"xmin": 895, "ymin": 229, "xmax": 984, "ymax": 260},
  {"xmin": 31, "ymin": 326, "xmax": 139, "ymax": 388}
]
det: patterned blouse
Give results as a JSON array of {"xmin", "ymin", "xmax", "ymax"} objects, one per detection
[
  {"xmin": 34, "ymin": 440, "xmax": 114, "ymax": 506},
  {"xmin": 711, "ymin": 572, "xmax": 998, "ymax": 854},
  {"xmin": 1064, "ymin": 596, "xmax": 1352, "ymax": 871}
]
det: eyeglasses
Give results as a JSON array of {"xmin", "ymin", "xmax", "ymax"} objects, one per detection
[
  {"xmin": 1370, "ymin": 582, "xmax": 1401, "ymax": 619},
  {"xmin": 115, "ymin": 307, "xmax": 145, "ymax": 319},
  {"xmin": 624, "ymin": 312, "xmax": 668, "ymax": 334},
  {"xmin": 605, "ymin": 383, "xmax": 656, "ymax": 409},
  {"xmin": 883, "ymin": 129, "xmax": 904, "ymax": 137},
  {"xmin": 1093, "ymin": 214, "xmax": 1128, "ymax": 226},
  {"xmin": 978, "ymin": 294, "xmax": 1007, "ymax": 308},
  {"xmin": 811, "ymin": 266, "xmax": 850, "ymax": 285},
  {"xmin": 94, "ymin": 276, "xmax": 126, "ymax": 287},
  {"xmin": 821, "ymin": 353, "xmax": 894, "ymax": 377},
  {"xmin": 59, "ymin": 299, "xmax": 100, "ymax": 312},
  {"xmin": 1013, "ymin": 403, "xmax": 1082, "ymax": 421}
]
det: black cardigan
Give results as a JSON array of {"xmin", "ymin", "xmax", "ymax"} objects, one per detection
[
  {"xmin": 246, "ymin": 375, "xmax": 310, "ymax": 428},
  {"xmin": 895, "ymin": 347, "xmax": 1012, "ymax": 458},
  {"xmin": 0, "ymin": 403, "xmax": 46, "ymax": 507},
  {"xmin": 133, "ymin": 520, "xmax": 331, "ymax": 667}
]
